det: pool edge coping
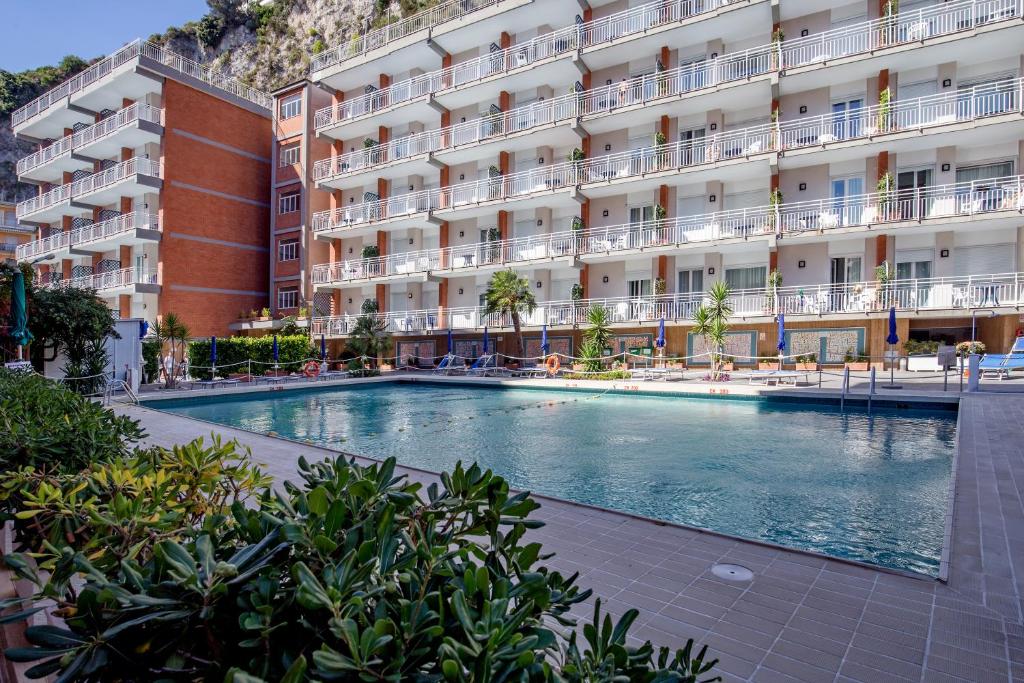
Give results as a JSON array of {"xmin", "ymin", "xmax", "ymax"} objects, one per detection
[{"xmin": 130, "ymin": 400, "xmax": 946, "ymax": 583}]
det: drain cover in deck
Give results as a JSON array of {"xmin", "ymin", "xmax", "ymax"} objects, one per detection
[{"xmin": 711, "ymin": 563, "xmax": 753, "ymax": 582}]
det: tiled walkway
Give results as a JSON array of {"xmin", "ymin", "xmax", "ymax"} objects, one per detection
[{"xmin": 116, "ymin": 392, "xmax": 1024, "ymax": 683}]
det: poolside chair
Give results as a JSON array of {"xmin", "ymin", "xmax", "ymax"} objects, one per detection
[
  {"xmin": 432, "ymin": 354, "xmax": 456, "ymax": 375},
  {"xmin": 980, "ymin": 336, "xmax": 1024, "ymax": 380},
  {"xmin": 466, "ymin": 354, "xmax": 496, "ymax": 376}
]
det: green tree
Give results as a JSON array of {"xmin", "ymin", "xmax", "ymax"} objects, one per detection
[
  {"xmin": 580, "ymin": 305, "xmax": 612, "ymax": 372},
  {"xmin": 484, "ymin": 269, "xmax": 536, "ymax": 358},
  {"xmin": 348, "ymin": 314, "xmax": 392, "ymax": 367},
  {"xmin": 155, "ymin": 313, "xmax": 190, "ymax": 389},
  {"xmin": 692, "ymin": 281, "xmax": 733, "ymax": 380},
  {"xmin": 28, "ymin": 286, "xmax": 118, "ymax": 395}
]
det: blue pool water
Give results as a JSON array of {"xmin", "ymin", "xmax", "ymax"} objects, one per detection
[{"xmin": 158, "ymin": 383, "xmax": 956, "ymax": 575}]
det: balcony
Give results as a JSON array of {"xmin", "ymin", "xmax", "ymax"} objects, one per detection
[
  {"xmin": 312, "ymin": 249, "xmax": 442, "ymax": 287},
  {"xmin": 12, "ymin": 39, "xmax": 270, "ymax": 140},
  {"xmin": 779, "ymin": 0, "xmax": 1024, "ymax": 91},
  {"xmin": 311, "ymin": 271, "xmax": 1024, "ymax": 337},
  {"xmin": 312, "ymin": 164, "xmax": 580, "ymax": 237},
  {"xmin": 314, "ymin": 23, "xmax": 583, "ymax": 140},
  {"xmin": 578, "ymin": 45, "xmax": 776, "ymax": 134},
  {"xmin": 16, "ymin": 212, "xmax": 160, "ymax": 262},
  {"xmin": 44, "ymin": 267, "xmax": 159, "ymax": 296},
  {"xmin": 16, "ymin": 103, "xmax": 164, "ymax": 183},
  {"xmin": 579, "ymin": 0, "xmax": 771, "ymax": 72},
  {"xmin": 313, "ymin": 93, "xmax": 579, "ymax": 188},
  {"xmin": 16, "ymin": 157, "xmax": 162, "ymax": 224}
]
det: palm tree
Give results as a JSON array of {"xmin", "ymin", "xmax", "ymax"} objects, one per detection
[
  {"xmin": 580, "ymin": 305, "xmax": 612, "ymax": 372},
  {"xmin": 692, "ymin": 281, "xmax": 733, "ymax": 380},
  {"xmin": 155, "ymin": 312, "xmax": 190, "ymax": 389},
  {"xmin": 484, "ymin": 269, "xmax": 536, "ymax": 358},
  {"xmin": 348, "ymin": 314, "xmax": 392, "ymax": 369}
]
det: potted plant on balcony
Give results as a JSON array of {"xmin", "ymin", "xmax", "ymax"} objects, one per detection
[
  {"xmin": 258, "ymin": 307, "xmax": 271, "ymax": 322},
  {"xmin": 570, "ymin": 282, "xmax": 584, "ymax": 302},
  {"xmin": 768, "ymin": 188, "xmax": 783, "ymax": 232},
  {"xmin": 770, "ymin": 27, "xmax": 784, "ymax": 70},
  {"xmin": 765, "ymin": 268, "xmax": 783, "ymax": 314},
  {"xmin": 654, "ymin": 131, "xmax": 668, "ymax": 170},
  {"xmin": 874, "ymin": 260, "xmax": 892, "ymax": 309},
  {"xmin": 769, "ymin": 107, "xmax": 781, "ymax": 149},
  {"xmin": 795, "ymin": 352, "xmax": 819, "ymax": 371},
  {"xmin": 361, "ymin": 244, "xmax": 380, "ymax": 260}
]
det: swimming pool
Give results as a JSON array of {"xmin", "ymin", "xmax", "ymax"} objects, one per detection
[{"xmin": 157, "ymin": 382, "xmax": 957, "ymax": 575}]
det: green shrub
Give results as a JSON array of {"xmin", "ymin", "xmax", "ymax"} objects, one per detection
[
  {"xmin": 188, "ymin": 335, "xmax": 316, "ymax": 378},
  {"xmin": 142, "ymin": 338, "xmax": 161, "ymax": 383},
  {"xmin": 0, "ymin": 371, "xmax": 144, "ymax": 474},
  {"xmin": 5, "ymin": 457, "xmax": 718, "ymax": 681},
  {"xmin": 561, "ymin": 370, "xmax": 631, "ymax": 380},
  {"xmin": 956, "ymin": 341, "xmax": 986, "ymax": 357},
  {"xmin": 904, "ymin": 339, "xmax": 939, "ymax": 356}
]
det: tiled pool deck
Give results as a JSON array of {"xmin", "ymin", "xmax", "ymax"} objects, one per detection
[{"xmin": 118, "ymin": 388, "xmax": 1024, "ymax": 683}]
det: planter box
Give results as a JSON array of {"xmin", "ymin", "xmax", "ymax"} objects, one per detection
[
  {"xmin": 845, "ymin": 362, "xmax": 869, "ymax": 371},
  {"xmin": 795, "ymin": 363, "xmax": 819, "ymax": 372},
  {"xmin": 720, "ymin": 363, "xmax": 735, "ymax": 372},
  {"xmin": 758, "ymin": 362, "xmax": 780, "ymax": 370}
]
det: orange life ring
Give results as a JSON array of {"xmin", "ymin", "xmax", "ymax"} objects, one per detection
[
  {"xmin": 303, "ymin": 361, "xmax": 321, "ymax": 378},
  {"xmin": 544, "ymin": 354, "xmax": 560, "ymax": 376}
]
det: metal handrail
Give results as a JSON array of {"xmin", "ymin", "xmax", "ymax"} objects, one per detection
[{"xmin": 16, "ymin": 212, "xmax": 158, "ymax": 261}]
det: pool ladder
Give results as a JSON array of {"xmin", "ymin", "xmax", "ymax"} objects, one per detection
[{"xmin": 840, "ymin": 366, "xmax": 876, "ymax": 414}]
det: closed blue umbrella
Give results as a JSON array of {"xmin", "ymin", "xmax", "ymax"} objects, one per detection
[
  {"xmin": 272, "ymin": 335, "xmax": 279, "ymax": 362},
  {"xmin": 540, "ymin": 324, "xmax": 549, "ymax": 354},
  {"xmin": 320, "ymin": 334, "xmax": 327, "ymax": 360},
  {"xmin": 886, "ymin": 307, "xmax": 899, "ymax": 345},
  {"xmin": 776, "ymin": 314, "xmax": 786, "ymax": 352},
  {"xmin": 9, "ymin": 271, "xmax": 31, "ymax": 352},
  {"xmin": 210, "ymin": 336, "xmax": 217, "ymax": 364},
  {"xmin": 482, "ymin": 326, "xmax": 490, "ymax": 354},
  {"xmin": 139, "ymin": 320, "xmax": 148, "ymax": 338},
  {"xmin": 447, "ymin": 328, "xmax": 453, "ymax": 354},
  {"xmin": 656, "ymin": 318, "xmax": 665, "ymax": 349}
]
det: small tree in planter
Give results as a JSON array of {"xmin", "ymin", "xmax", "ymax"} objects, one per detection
[
  {"xmin": 692, "ymin": 281, "xmax": 732, "ymax": 380},
  {"xmin": 956, "ymin": 340, "xmax": 986, "ymax": 358},
  {"xmin": 654, "ymin": 277, "xmax": 667, "ymax": 296},
  {"xmin": 155, "ymin": 312, "xmax": 190, "ymax": 389},
  {"xmin": 795, "ymin": 352, "xmax": 818, "ymax": 371},
  {"xmin": 361, "ymin": 244, "xmax": 380, "ymax": 260},
  {"xmin": 654, "ymin": 131, "xmax": 668, "ymax": 170},
  {"xmin": 766, "ymin": 268, "xmax": 783, "ymax": 314},
  {"xmin": 876, "ymin": 87, "xmax": 892, "ymax": 134},
  {"xmin": 876, "ymin": 171, "xmax": 895, "ymax": 220},
  {"xmin": 874, "ymin": 260, "xmax": 893, "ymax": 309},
  {"xmin": 768, "ymin": 188, "xmax": 783, "ymax": 232}
]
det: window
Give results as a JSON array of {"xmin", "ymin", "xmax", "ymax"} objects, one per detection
[
  {"xmin": 724, "ymin": 265, "xmax": 767, "ymax": 291},
  {"xmin": 277, "ymin": 287, "xmax": 299, "ymax": 309},
  {"xmin": 279, "ymin": 94, "xmax": 301, "ymax": 120},
  {"xmin": 678, "ymin": 268, "xmax": 703, "ymax": 294},
  {"xmin": 278, "ymin": 192, "xmax": 299, "ymax": 214},
  {"xmin": 279, "ymin": 143, "xmax": 300, "ymax": 167},
  {"xmin": 278, "ymin": 238, "xmax": 299, "ymax": 262}
]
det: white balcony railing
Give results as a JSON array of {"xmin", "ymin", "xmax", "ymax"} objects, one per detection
[
  {"xmin": 16, "ymin": 157, "xmax": 161, "ymax": 220},
  {"xmin": 313, "ymin": 162, "xmax": 577, "ymax": 233},
  {"xmin": 315, "ymin": 24, "xmax": 580, "ymax": 129},
  {"xmin": 780, "ymin": 0, "xmax": 1023, "ymax": 70},
  {"xmin": 45, "ymin": 267, "xmax": 157, "ymax": 293},
  {"xmin": 311, "ymin": 0, "xmax": 509, "ymax": 73},
  {"xmin": 12, "ymin": 39, "xmax": 270, "ymax": 129},
  {"xmin": 308, "ymin": 174, "xmax": 1024, "ymax": 287},
  {"xmin": 70, "ymin": 157, "xmax": 161, "ymax": 198},
  {"xmin": 312, "ymin": 75, "xmax": 1023, "ymax": 194},
  {"xmin": 311, "ymin": 272, "xmax": 1024, "ymax": 337},
  {"xmin": 16, "ymin": 212, "xmax": 159, "ymax": 262},
  {"xmin": 17, "ymin": 103, "xmax": 164, "ymax": 178},
  {"xmin": 313, "ymin": 92, "xmax": 579, "ymax": 182}
]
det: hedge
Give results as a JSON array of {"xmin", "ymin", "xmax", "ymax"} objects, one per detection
[{"xmin": 188, "ymin": 335, "xmax": 317, "ymax": 379}]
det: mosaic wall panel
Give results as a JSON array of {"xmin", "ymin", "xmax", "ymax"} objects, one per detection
[
  {"xmin": 454, "ymin": 339, "xmax": 487, "ymax": 359},
  {"xmin": 610, "ymin": 334, "xmax": 654, "ymax": 354},
  {"xmin": 784, "ymin": 328, "xmax": 865, "ymax": 363},
  {"xmin": 686, "ymin": 331, "xmax": 757, "ymax": 364},
  {"xmin": 524, "ymin": 336, "xmax": 573, "ymax": 359},
  {"xmin": 397, "ymin": 340, "xmax": 437, "ymax": 364}
]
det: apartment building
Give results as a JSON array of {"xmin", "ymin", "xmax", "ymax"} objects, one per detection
[
  {"xmin": 0, "ymin": 202, "xmax": 35, "ymax": 263},
  {"xmin": 293, "ymin": 0, "xmax": 1024, "ymax": 363},
  {"xmin": 13, "ymin": 40, "xmax": 273, "ymax": 336}
]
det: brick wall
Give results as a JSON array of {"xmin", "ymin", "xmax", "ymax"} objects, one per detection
[{"xmin": 159, "ymin": 79, "xmax": 272, "ymax": 335}]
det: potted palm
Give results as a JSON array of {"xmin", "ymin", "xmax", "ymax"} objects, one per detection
[
  {"xmin": 484, "ymin": 269, "xmax": 537, "ymax": 365},
  {"xmin": 579, "ymin": 305, "xmax": 612, "ymax": 374},
  {"xmin": 348, "ymin": 313, "xmax": 392, "ymax": 371},
  {"xmin": 692, "ymin": 281, "xmax": 733, "ymax": 380}
]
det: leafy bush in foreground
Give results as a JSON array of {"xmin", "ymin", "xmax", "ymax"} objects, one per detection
[
  {"xmin": 0, "ymin": 370, "xmax": 144, "ymax": 473},
  {"xmin": 5, "ymin": 456, "xmax": 719, "ymax": 682}
]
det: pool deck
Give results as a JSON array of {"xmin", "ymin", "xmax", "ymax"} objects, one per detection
[{"xmin": 117, "ymin": 385, "xmax": 1024, "ymax": 683}]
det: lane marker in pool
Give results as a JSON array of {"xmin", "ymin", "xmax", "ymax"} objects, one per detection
[{"xmin": 711, "ymin": 563, "xmax": 754, "ymax": 582}]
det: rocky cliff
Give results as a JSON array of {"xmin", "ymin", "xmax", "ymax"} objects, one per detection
[{"xmin": 0, "ymin": 0, "xmax": 398, "ymax": 203}]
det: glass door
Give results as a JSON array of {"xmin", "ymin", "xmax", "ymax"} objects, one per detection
[
  {"xmin": 896, "ymin": 256, "xmax": 933, "ymax": 307},
  {"xmin": 830, "ymin": 176, "xmax": 864, "ymax": 226},
  {"xmin": 830, "ymin": 98, "xmax": 863, "ymax": 140},
  {"xmin": 628, "ymin": 205, "xmax": 654, "ymax": 247},
  {"xmin": 628, "ymin": 278, "xmax": 653, "ymax": 321},
  {"xmin": 896, "ymin": 168, "xmax": 932, "ymax": 220},
  {"xmin": 830, "ymin": 256, "xmax": 861, "ymax": 312},
  {"xmin": 677, "ymin": 268, "xmax": 703, "ymax": 319},
  {"xmin": 679, "ymin": 127, "xmax": 706, "ymax": 166}
]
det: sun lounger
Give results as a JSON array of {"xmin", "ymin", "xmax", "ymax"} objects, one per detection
[
  {"xmin": 193, "ymin": 377, "xmax": 241, "ymax": 390},
  {"xmin": 466, "ymin": 354, "xmax": 497, "ymax": 376},
  {"xmin": 746, "ymin": 370, "xmax": 807, "ymax": 386},
  {"xmin": 980, "ymin": 336, "xmax": 1024, "ymax": 380},
  {"xmin": 432, "ymin": 354, "xmax": 457, "ymax": 375},
  {"xmin": 514, "ymin": 363, "xmax": 548, "ymax": 378},
  {"xmin": 319, "ymin": 370, "xmax": 350, "ymax": 381}
]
